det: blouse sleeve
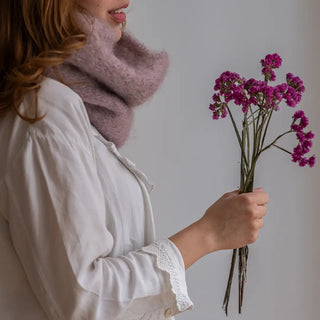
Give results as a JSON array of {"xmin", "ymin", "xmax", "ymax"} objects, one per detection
[{"xmin": 0, "ymin": 128, "xmax": 194, "ymax": 320}]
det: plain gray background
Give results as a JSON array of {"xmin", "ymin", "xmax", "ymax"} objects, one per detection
[{"xmin": 119, "ymin": 1, "xmax": 320, "ymax": 319}]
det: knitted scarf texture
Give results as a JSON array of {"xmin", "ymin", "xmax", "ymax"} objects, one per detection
[{"xmin": 44, "ymin": 12, "xmax": 169, "ymax": 148}]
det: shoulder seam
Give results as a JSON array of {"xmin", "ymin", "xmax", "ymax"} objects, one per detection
[
  {"xmin": 26, "ymin": 128, "xmax": 94, "ymax": 159},
  {"xmin": 0, "ymin": 128, "xmax": 97, "ymax": 195}
]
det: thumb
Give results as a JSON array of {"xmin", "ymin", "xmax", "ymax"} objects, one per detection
[{"xmin": 253, "ymin": 187, "xmax": 264, "ymax": 192}]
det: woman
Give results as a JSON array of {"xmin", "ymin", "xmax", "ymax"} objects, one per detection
[{"xmin": 0, "ymin": 1, "xmax": 269, "ymax": 319}]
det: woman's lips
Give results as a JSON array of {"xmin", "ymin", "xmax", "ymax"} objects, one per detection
[
  {"xmin": 108, "ymin": 11, "xmax": 126, "ymax": 24},
  {"xmin": 108, "ymin": 3, "xmax": 129, "ymax": 24}
]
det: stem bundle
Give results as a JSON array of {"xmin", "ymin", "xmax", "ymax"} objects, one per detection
[{"xmin": 221, "ymin": 102, "xmax": 290, "ymax": 315}]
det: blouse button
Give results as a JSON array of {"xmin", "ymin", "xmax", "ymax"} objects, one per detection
[{"xmin": 164, "ymin": 307, "xmax": 174, "ymax": 318}]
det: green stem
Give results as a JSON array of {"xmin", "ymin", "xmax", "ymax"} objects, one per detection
[
  {"xmin": 251, "ymin": 99, "xmax": 267, "ymax": 169},
  {"xmin": 273, "ymin": 144, "xmax": 292, "ymax": 155},
  {"xmin": 241, "ymin": 126, "xmax": 245, "ymax": 190},
  {"xmin": 258, "ymin": 130, "xmax": 293, "ymax": 156},
  {"xmin": 243, "ymin": 160, "xmax": 257, "ymax": 193},
  {"xmin": 226, "ymin": 106, "xmax": 249, "ymax": 168},
  {"xmin": 256, "ymin": 105, "xmax": 270, "ymax": 154},
  {"xmin": 256, "ymin": 120, "xmax": 264, "ymax": 157},
  {"xmin": 246, "ymin": 108, "xmax": 260, "ymax": 120},
  {"xmin": 239, "ymin": 245, "xmax": 249, "ymax": 313},
  {"xmin": 222, "ymin": 249, "xmax": 238, "ymax": 316},
  {"xmin": 245, "ymin": 113, "xmax": 250, "ymax": 169},
  {"xmin": 250, "ymin": 121, "xmax": 257, "ymax": 178},
  {"xmin": 260, "ymin": 104, "xmax": 278, "ymax": 151}
]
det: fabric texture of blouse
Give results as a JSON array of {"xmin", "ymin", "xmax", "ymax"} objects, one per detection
[{"xmin": 0, "ymin": 77, "xmax": 194, "ymax": 319}]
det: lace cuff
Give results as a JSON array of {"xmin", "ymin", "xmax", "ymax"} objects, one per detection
[{"xmin": 138, "ymin": 238, "xmax": 194, "ymax": 314}]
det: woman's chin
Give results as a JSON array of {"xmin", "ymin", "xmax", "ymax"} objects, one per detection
[
  {"xmin": 114, "ymin": 28, "xmax": 122, "ymax": 42},
  {"xmin": 107, "ymin": 19, "xmax": 122, "ymax": 42}
]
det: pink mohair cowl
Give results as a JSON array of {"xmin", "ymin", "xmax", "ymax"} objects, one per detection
[{"xmin": 44, "ymin": 11, "xmax": 169, "ymax": 148}]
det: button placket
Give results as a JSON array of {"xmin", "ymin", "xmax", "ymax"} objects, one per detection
[{"xmin": 93, "ymin": 130, "xmax": 155, "ymax": 193}]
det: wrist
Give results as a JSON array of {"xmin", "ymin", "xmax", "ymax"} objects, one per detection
[
  {"xmin": 194, "ymin": 217, "xmax": 219, "ymax": 254},
  {"xmin": 169, "ymin": 218, "xmax": 216, "ymax": 270}
]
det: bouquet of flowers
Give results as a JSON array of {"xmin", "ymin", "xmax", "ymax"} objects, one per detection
[{"xmin": 208, "ymin": 53, "xmax": 316, "ymax": 315}]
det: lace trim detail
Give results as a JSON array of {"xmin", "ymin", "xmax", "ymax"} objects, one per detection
[{"xmin": 139, "ymin": 238, "xmax": 194, "ymax": 312}]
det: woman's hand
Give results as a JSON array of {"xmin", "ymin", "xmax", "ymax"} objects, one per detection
[
  {"xmin": 169, "ymin": 187, "xmax": 269, "ymax": 270},
  {"xmin": 199, "ymin": 187, "xmax": 269, "ymax": 253}
]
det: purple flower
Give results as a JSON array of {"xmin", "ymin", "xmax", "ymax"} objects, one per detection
[
  {"xmin": 209, "ymin": 102, "xmax": 228, "ymax": 120},
  {"xmin": 298, "ymin": 157, "xmax": 308, "ymax": 167},
  {"xmin": 209, "ymin": 53, "xmax": 315, "ymax": 169},
  {"xmin": 296, "ymin": 132, "xmax": 305, "ymax": 143},
  {"xmin": 249, "ymin": 96, "xmax": 258, "ymax": 105},
  {"xmin": 284, "ymin": 86, "xmax": 302, "ymax": 107},
  {"xmin": 290, "ymin": 110, "xmax": 316, "ymax": 167},
  {"xmin": 291, "ymin": 124, "xmax": 301, "ymax": 132},
  {"xmin": 210, "ymin": 71, "xmax": 251, "ymax": 115},
  {"xmin": 283, "ymin": 73, "xmax": 305, "ymax": 107},
  {"xmin": 276, "ymin": 83, "xmax": 288, "ymax": 93},
  {"xmin": 293, "ymin": 110, "xmax": 305, "ymax": 120},
  {"xmin": 221, "ymin": 107, "xmax": 228, "ymax": 118},
  {"xmin": 261, "ymin": 53, "xmax": 282, "ymax": 69},
  {"xmin": 308, "ymin": 156, "xmax": 316, "ymax": 167},
  {"xmin": 214, "ymin": 79, "xmax": 222, "ymax": 91},
  {"xmin": 287, "ymin": 73, "xmax": 305, "ymax": 93},
  {"xmin": 260, "ymin": 53, "xmax": 282, "ymax": 82},
  {"xmin": 212, "ymin": 93, "xmax": 220, "ymax": 102},
  {"xmin": 219, "ymin": 71, "xmax": 242, "ymax": 84},
  {"xmin": 305, "ymin": 131, "xmax": 315, "ymax": 139},
  {"xmin": 291, "ymin": 111, "xmax": 309, "ymax": 132},
  {"xmin": 293, "ymin": 144, "xmax": 303, "ymax": 155},
  {"xmin": 302, "ymin": 139, "xmax": 313, "ymax": 149},
  {"xmin": 300, "ymin": 116, "xmax": 309, "ymax": 129},
  {"xmin": 292, "ymin": 152, "xmax": 301, "ymax": 163},
  {"xmin": 242, "ymin": 105, "xmax": 249, "ymax": 113}
]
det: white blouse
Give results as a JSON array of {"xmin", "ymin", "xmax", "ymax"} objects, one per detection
[{"xmin": 0, "ymin": 77, "xmax": 194, "ymax": 319}]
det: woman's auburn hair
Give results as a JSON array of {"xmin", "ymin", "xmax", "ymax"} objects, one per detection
[{"xmin": 0, "ymin": 0, "xmax": 90, "ymax": 123}]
